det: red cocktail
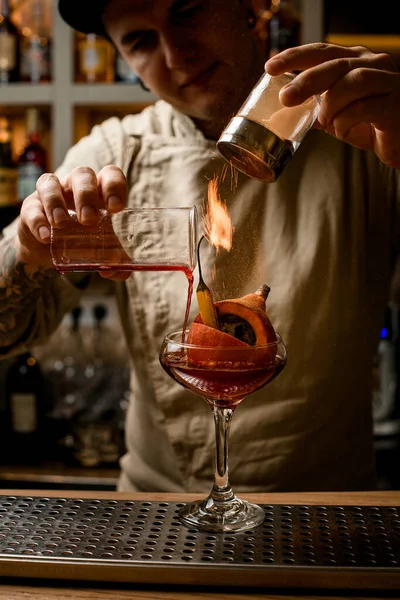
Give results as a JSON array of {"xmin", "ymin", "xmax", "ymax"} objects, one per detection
[
  {"xmin": 159, "ymin": 329, "xmax": 287, "ymax": 532},
  {"xmin": 162, "ymin": 337, "xmax": 285, "ymax": 407}
]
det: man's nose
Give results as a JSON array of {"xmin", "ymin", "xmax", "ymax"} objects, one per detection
[{"xmin": 160, "ymin": 29, "xmax": 197, "ymax": 69}]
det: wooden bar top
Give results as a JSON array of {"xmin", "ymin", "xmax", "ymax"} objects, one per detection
[{"xmin": 0, "ymin": 489, "xmax": 399, "ymax": 600}]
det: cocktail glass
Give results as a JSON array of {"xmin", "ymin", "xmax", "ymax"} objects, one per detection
[
  {"xmin": 50, "ymin": 206, "xmax": 198, "ymax": 275},
  {"xmin": 159, "ymin": 329, "xmax": 287, "ymax": 532}
]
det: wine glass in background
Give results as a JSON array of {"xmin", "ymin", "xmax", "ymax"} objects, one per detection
[{"xmin": 159, "ymin": 329, "xmax": 287, "ymax": 533}]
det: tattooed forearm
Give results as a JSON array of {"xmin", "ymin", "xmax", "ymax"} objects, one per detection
[{"xmin": 0, "ymin": 237, "xmax": 57, "ymax": 346}]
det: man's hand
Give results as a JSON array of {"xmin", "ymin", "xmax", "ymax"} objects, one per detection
[
  {"xmin": 16, "ymin": 165, "xmax": 131, "ymax": 281},
  {"xmin": 265, "ymin": 43, "xmax": 400, "ymax": 170}
]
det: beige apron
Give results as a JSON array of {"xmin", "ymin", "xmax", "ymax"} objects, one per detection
[{"xmin": 115, "ymin": 117, "xmax": 393, "ymax": 493}]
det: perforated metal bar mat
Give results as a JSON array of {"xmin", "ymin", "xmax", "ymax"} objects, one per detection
[{"xmin": 0, "ymin": 495, "xmax": 399, "ymax": 589}]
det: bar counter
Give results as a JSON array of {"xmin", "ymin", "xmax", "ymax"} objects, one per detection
[{"xmin": 0, "ymin": 490, "xmax": 399, "ymax": 599}]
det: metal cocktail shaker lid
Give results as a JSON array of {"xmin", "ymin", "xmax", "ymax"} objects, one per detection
[{"xmin": 217, "ymin": 116, "xmax": 294, "ymax": 183}]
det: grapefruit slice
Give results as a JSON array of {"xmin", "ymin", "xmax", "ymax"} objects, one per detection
[{"xmin": 187, "ymin": 285, "xmax": 277, "ymax": 364}]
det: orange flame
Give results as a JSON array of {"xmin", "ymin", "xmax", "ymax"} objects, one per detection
[{"xmin": 203, "ymin": 176, "xmax": 233, "ymax": 253}]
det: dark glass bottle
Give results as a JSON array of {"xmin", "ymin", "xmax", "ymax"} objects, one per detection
[
  {"xmin": 252, "ymin": 0, "xmax": 273, "ymax": 57},
  {"xmin": 5, "ymin": 352, "xmax": 47, "ymax": 464},
  {"xmin": 17, "ymin": 108, "xmax": 48, "ymax": 203},
  {"xmin": 19, "ymin": 0, "xmax": 52, "ymax": 83},
  {"xmin": 0, "ymin": 116, "xmax": 19, "ymax": 231},
  {"xmin": 0, "ymin": 0, "xmax": 20, "ymax": 84},
  {"xmin": 269, "ymin": 0, "xmax": 302, "ymax": 57}
]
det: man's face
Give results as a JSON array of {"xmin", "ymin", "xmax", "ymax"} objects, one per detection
[{"xmin": 103, "ymin": 0, "xmax": 265, "ymax": 130}]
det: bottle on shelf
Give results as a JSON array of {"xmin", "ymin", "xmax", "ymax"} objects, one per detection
[
  {"xmin": 252, "ymin": 0, "xmax": 274, "ymax": 56},
  {"xmin": 17, "ymin": 107, "xmax": 48, "ymax": 203},
  {"xmin": 0, "ymin": 115, "xmax": 19, "ymax": 231},
  {"xmin": 114, "ymin": 53, "xmax": 140, "ymax": 83},
  {"xmin": 373, "ymin": 303, "xmax": 399, "ymax": 428},
  {"xmin": 75, "ymin": 31, "xmax": 115, "ymax": 83},
  {"xmin": 77, "ymin": 302, "xmax": 128, "ymax": 467},
  {"xmin": 19, "ymin": 0, "xmax": 52, "ymax": 83},
  {"xmin": 0, "ymin": 0, "xmax": 21, "ymax": 84},
  {"xmin": 268, "ymin": 0, "xmax": 302, "ymax": 57},
  {"xmin": 4, "ymin": 351, "xmax": 47, "ymax": 465},
  {"xmin": 39, "ymin": 305, "xmax": 92, "ymax": 466}
]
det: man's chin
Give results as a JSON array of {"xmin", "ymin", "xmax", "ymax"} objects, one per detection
[{"xmin": 178, "ymin": 96, "xmax": 240, "ymax": 127}]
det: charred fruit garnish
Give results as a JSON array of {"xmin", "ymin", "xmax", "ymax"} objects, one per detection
[{"xmin": 188, "ymin": 237, "xmax": 277, "ymax": 363}]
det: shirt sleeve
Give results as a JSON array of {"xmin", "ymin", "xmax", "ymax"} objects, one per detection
[{"xmin": 0, "ymin": 116, "xmax": 130, "ymax": 358}]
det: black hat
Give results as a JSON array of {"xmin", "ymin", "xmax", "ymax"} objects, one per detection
[{"xmin": 58, "ymin": 0, "xmax": 109, "ymax": 36}]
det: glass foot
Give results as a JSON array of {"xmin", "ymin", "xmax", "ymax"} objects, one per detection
[{"xmin": 179, "ymin": 495, "xmax": 265, "ymax": 533}]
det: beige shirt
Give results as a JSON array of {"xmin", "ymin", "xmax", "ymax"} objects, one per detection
[{"xmin": 3, "ymin": 100, "xmax": 400, "ymax": 492}]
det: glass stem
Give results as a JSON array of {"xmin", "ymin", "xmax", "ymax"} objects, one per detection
[{"xmin": 210, "ymin": 406, "xmax": 236, "ymax": 504}]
